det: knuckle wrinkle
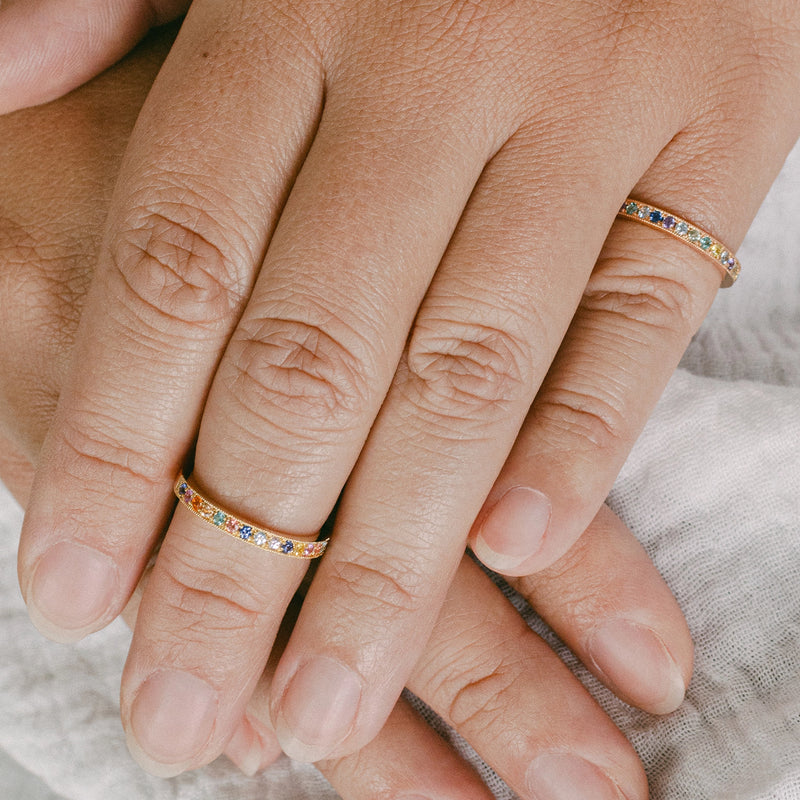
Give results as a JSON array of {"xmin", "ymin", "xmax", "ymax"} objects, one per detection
[
  {"xmin": 407, "ymin": 320, "xmax": 530, "ymax": 419},
  {"xmin": 112, "ymin": 207, "xmax": 246, "ymax": 328},
  {"xmin": 227, "ymin": 317, "xmax": 371, "ymax": 432},
  {"xmin": 328, "ymin": 558, "xmax": 425, "ymax": 619}
]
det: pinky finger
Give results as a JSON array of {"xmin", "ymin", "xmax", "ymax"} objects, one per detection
[{"xmin": 0, "ymin": 0, "xmax": 188, "ymax": 114}]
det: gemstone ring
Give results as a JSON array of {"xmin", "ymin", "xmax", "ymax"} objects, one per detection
[
  {"xmin": 617, "ymin": 198, "xmax": 741, "ymax": 288},
  {"xmin": 174, "ymin": 474, "xmax": 329, "ymax": 559}
]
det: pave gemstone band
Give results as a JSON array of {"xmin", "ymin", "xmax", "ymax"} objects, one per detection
[
  {"xmin": 174, "ymin": 474, "xmax": 329, "ymax": 559},
  {"xmin": 617, "ymin": 199, "xmax": 741, "ymax": 288}
]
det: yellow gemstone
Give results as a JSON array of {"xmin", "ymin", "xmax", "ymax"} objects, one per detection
[{"xmin": 709, "ymin": 243, "xmax": 722, "ymax": 258}]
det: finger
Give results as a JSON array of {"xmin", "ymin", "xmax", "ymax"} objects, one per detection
[
  {"xmin": 0, "ymin": 0, "xmax": 187, "ymax": 114},
  {"xmin": 319, "ymin": 698, "xmax": 495, "ymax": 800},
  {"xmin": 407, "ymin": 555, "xmax": 648, "ymax": 800},
  {"xmin": 468, "ymin": 118, "xmax": 787, "ymax": 576},
  {"xmin": 268, "ymin": 119, "xmax": 662, "ymax": 761},
  {"xmin": 17, "ymin": 0, "xmax": 325, "ymax": 643},
  {"xmin": 512, "ymin": 503, "xmax": 693, "ymax": 715},
  {"xmin": 118, "ymin": 28, "xmax": 496, "ymax": 772}
]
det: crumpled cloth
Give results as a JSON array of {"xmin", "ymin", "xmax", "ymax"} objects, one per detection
[{"xmin": 1, "ymin": 141, "xmax": 798, "ymax": 800}]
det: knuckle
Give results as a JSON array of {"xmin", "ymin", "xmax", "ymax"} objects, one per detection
[
  {"xmin": 406, "ymin": 319, "xmax": 531, "ymax": 423},
  {"xmin": 111, "ymin": 202, "xmax": 249, "ymax": 330},
  {"xmin": 534, "ymin": 383, "xmax": 627, "ymax": 454},
  {"xmin": 583, "ymin": 269, "xmax": 699, "ymax": 338},
  {"xmin": 327, "ymin": 555, "xmax": 426, "ymax": 621},
  {"xmin": 442, "ymin": 655, "xmax": 520, "ymax": 729},
  {"xmin": 224, "ymin": 316, "xmax": 373, "ymax": 434}
]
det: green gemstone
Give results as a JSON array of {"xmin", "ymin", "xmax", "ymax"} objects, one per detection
[
  {"xmin": 625, "ymin": 201, "xmax": 638, "ymax": 215},
  {"xmin": 699, "ymin": 236, "xmax": 713, "ymax": 250},
  {"xmin": 687, "ymin": 229, "xmax": 701, "ymax": 242},
  {"xmin": 213, "ymin": 510, "xmax": 226, "ymax": 526}
]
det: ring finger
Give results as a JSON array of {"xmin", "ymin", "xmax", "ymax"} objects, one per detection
[{"xmin": 467, "ymin": 118, "xmax": 780, "ymax": 577}]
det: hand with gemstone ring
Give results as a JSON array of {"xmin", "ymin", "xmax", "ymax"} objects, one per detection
[
  {"xmin": 0, "ymin": 42, "xmax": 691, "ymax": 798},
  {"xmin": 5, "ymin": 0, "xmax": 800, "ymax": 778}
]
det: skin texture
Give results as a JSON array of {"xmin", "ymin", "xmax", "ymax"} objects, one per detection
[
  {"xmin": 0, "ymin": 30, "xmax": 703, "ymax": 799},
  {"xmin": 2, "ymin": 0, "xmax": 800, "ymax": 780}
]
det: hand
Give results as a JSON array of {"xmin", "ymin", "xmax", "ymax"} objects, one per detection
[
  {"xmin": 9, "ymin": 0, "xmax": 800, "ymax": 775},
  {"xmin": 0, "ymin": 29, "xmax": 693, "ymax": 799}
]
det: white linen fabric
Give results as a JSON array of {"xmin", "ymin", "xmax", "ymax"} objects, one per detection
[{"xmin": 1, "ymin": 141, "xmax": 798, "ymax": 800}]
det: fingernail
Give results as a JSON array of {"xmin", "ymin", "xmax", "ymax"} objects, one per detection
[
  {"xmin": 273, "ymin": 656, "xmax": 362, "ymax": 762},
  {"xmin": 473, "ymin": 487, "xmax": 551, "ymax": 572},
  {"xmin": 28, "ymin": 541, "xmax": 118, "ymax": 641},
  {"xmin": 586, "ymin": 619, "xmax": 686, "ymax": 714},
  {"xmin": 226, "ymin": 719, "xmax": 266, "ymax": 777},
  {"xmin": 129, "ymin": 670, "xmax": 218, "ymax": 775},
  {"xmin": 527, "ymin": 753, "xmax": 625, "ymax": 800}
]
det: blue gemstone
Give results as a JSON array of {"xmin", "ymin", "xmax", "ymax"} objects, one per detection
[
  {"xmin": 662, "ymin": 216, "xmax": 676, "ymax": 230},
  {"xmin": 239, "ymin": 525, "xmax": 253, "ymax": 540},
  {"xmin": 178, "ymin": 482, "xmax": 188, "ymax": 495},
  {"xmin": 649, "ymin": 210, "xmax": 663, "ymax": 224},
  {"xmin": 281, "ymin": 540, "xmax": 294, "ymax": 554}
]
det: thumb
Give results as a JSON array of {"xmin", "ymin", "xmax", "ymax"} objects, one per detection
[{"xmin": 0, "ymin": 0, "xmax": 188, "ymax": 114}]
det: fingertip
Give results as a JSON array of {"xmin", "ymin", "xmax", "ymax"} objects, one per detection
[
  {"xmin": 526, "ymin": 753, "xmax": 635, "ymax": 800},
  {"xmin": 23, "ymin": 540, "xmax": 120, "ymax": 642},
  {"xmin": 586, "ymin": 618, "xmax": 690, "ymax": 715},
  {"xmin": 470, "ymin": 486, "xmax": 552, "ymax": 575},
  {"xmin": 271, "ymin": 656, "xmax": 363, "ymax": 763},
  {"xmin": 126, "ymin": 669, "xmax": 219, "ymax": 777}
]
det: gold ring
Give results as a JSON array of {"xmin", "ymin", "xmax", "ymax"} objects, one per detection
[
  {"xmin": 174, "ymin": 474, "xmax": 329, "ymax": 559},
  {"xmin": 617, "ymin": 199, "xmax": 741, "ymax": 288}
]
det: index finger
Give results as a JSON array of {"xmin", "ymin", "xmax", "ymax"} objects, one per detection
[{"xmin": 17, "ymin": 1, "xmax": 324, "ymax": 641}]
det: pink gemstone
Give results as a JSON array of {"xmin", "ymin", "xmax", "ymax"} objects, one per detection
[
  {"xmin": 226, "ymin": 518, "xmax": 240, "ymax": 534},
  {"xmin": 183, "ymin": 488, "xmax": 193, "ymax": 502}
]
